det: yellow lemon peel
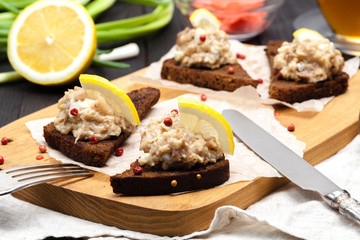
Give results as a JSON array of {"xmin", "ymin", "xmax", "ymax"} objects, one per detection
[{"xmin": 178, "ymin": 97, "xmax": 234, "ymax": 155}]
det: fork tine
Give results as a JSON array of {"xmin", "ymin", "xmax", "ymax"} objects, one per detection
[
  {"xmin": 8, "ymin": 171, "xmax": 94, "ymax": 194},
  {"xmin": 0, "ymin": 163, "xmax": 93, "ymax": 196},
  {"xmin": 5, "ymin": 163, "xmax": 78, "ymax": 174},
  {"xmin": 16, "ymin": 169, "xmax": 91, "ymax": 182},
  {"xmin": 10, "ymin": 166, "xmax": 85, "ymax": 178}
]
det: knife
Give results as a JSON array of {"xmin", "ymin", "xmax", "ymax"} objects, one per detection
[{"xmin": 222, "ymin": 109, "xmax": 360, "ymax": 224}]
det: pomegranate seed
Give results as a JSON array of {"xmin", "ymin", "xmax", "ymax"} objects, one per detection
[
  {"xmin": 134, "ymin": 166, "xmax": 143, "ymax": 175},
  {"xmin": 39, "ymin": 145, "xmax": 47, "ymax": 153},
  {"xmin": 89, "ymin": 136, "xmax": 99, "ymax": 144},
  {"xmin": 171, "ymin": 109, "xmax": 179, "ymax": 114},
  {"xmin": 163, "ymin": 117, "xmax": 173, "ymax": 126},
  {"xmin": 200, "ymin": 93, "xmax": 207, "ymax": 101},
  {"xmin": 1, "ymin": 137, "xmax": 8, "ymax": 145},
  {"xmin": 0, "ymin": 156, "xmax": 4, "ymax": 165},
  {"xmin": 130, "ymin": 161, "xmax": 135, "ymax": 167},
  {"xmin": 70, "ymin": 108, "xmax": 78, "ymax": 116},
  {"xmin": 115, "ymin": 147, "xmax": 124, "ymax": 156},
  {"xmin": 274, "ymin": 112, "xmax": 280, "ymax": 117},
  {"xmin": 276, "ymin": 71, "xmax": 282, "ymax": 79},
  {"xmin": 236, "ymin": 53, "xmax": 246, "ymax": 59},
  {"xmin": 199, "ymin": 35, "xmax": 206, "ymax": 42},
  {"xmin": 287, "ymin": 123, "xmax": 295, "ymax": 132},
  {"xmin": 258, "ymin": 79, "xmax": 263, "ymax": 84},
  {"xmin": 36, "ymin": 155, "xmax": 44, "ymax": 160},
  {"xmin": 227, "ymin": 66, "xmax": 234, "ymax": 74}
]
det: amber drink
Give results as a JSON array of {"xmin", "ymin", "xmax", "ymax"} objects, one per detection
[{"xmin": 317, "ymin": 0, "xmax": 360, "ymax": 55}]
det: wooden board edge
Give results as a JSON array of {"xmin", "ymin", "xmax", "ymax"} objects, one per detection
[{"xmin": 12, "ymin": 177, "xmax": 289, "ymax": 236}]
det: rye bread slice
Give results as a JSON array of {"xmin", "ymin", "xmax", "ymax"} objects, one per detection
[
  {"xmin": 110, "ymin": 157, "xmax": 229, "ymax": 195},
  {"xmin": 161, "ymin": 58, "xmax": 259, "ymax": 91},
  {"xmin": 43, "ymin": 87, "xmax": 160, "ymax": 167},
  {"xmin": 266, "ymin": 40, "xmax": 349, "ymax": 103}
]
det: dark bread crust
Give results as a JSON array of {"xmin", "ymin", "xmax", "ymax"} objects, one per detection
[
  {"xmin": 43, "ymin": 87, "xmax": 160, "ymax": 167},
  {"xmin": 44, "ymin": 122, "xmax": 130, "ymax": 167},
  {"xmin": 127, "ymin": 87, "xmax": 160, "ymax": 119},
  {"xmin": 161, "ymin": 58, "xmax": 259, "ymax": 91},
  {"xmin": 267, "ymin": 40, "xmax": 349, "ymax": 103},
  {"xmin": 110, "ymin": 158, "xmax": 229, "ymax": 195}
]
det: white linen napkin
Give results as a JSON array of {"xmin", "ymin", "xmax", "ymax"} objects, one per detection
[{"xmin": 1, "ymin": 133, "xmax": 359, "ymax": 239}]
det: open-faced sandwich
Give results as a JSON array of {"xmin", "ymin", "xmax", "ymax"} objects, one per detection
[
  {"xmin": 161, "ymin": 26, "xmax": 259, "ymax": 91},
  {"xmin": 43, "ymin": 74, "xmax": 160, "ymax": 167},
  {"xmin": 110, "ymin": 97, "xmax": 234, "ymax": 195},
  {"xmin": 266, "ymin": 28, "xmax": 349, "ymax": 103}
]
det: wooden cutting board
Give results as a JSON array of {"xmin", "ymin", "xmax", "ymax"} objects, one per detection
[{"xmin": 1, "ymin": 68, "xmax": 359, "ymax": 236}]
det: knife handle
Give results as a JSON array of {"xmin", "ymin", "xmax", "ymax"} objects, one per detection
[{"xmin": 323, "ymin": 190, "xmax": 360, "ymax": 224}]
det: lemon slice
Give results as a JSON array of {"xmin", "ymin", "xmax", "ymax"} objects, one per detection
[
  {"xmin": 178, "ymin": 97, "xmax": 234, "ymax": 154},
  {"xmin": 293, "ymin": 28, "xmax": 325, "ymax": 42},
  {"xmin": 79, "ymin": 74, "xmax": 140, "ymax": 126},
  {"xmin": 189, "ymin": 8, "xmax": 220, "ymax": 31},
  {"xmin": 7, "ymin": 0, "xmax": 96, "ymax": 86}
]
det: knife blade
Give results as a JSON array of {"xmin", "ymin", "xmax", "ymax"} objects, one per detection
[{"xmin": 222, "ymin": 109, "xmax": 360, "ymax": 224}]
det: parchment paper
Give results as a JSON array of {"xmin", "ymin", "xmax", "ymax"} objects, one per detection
[
  {"xmin": 26, "ymin": 93, "xmax": 305, "ymax": 184},
  {"xmin": 130, "ymin": 40, "xmax": 359, "ymax": 112}
]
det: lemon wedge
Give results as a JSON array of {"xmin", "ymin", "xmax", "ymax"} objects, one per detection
[
  {"xmin": 178, "ymin": 97, "xmax": 234, "ymax": 155},
  {"xmin": 79, "ymin": 74, "xmax": 140, "ymax": 126},
  {"xmin": 7, "ymin": 0, "xmax": 97, "ymax": 86},
  {"xmin": 189, "ymin": 8, "xmax": 220, "ymax": 31},
  {"xmin": 293, "ymin": 28, "xmax": 325, "ymax": 42}
]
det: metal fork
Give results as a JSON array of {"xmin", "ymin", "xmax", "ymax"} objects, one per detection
[{"xmin": 0, "ymin": 163, "xmax": 93, "ymax": 196}]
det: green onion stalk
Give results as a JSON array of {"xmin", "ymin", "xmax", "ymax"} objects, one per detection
[
  {"xmin": 0, "ymin": 0, "xmax": 174, "ymax": 84},
  {"xmin": 96, "ymin": 2, "xmax": 174, "ymax": 43}
]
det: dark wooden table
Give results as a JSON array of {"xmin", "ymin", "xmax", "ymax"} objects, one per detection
[{"xmin": 0, "ymin": 0, "xmax": 318, "ymax": 128}]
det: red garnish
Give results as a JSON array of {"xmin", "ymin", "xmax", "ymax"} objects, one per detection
[
  {"xmin": 276, "ymin": 71, "xmax": 282, "ymax": 79},
  {"xmin": 39, "ymin": 145, "xmax": 47, "ymax": 153},
  {"xmin": 1, "ymin": 137, "xmax": 8, "ymax": 145},
  {"xmin": 236, "ymin": 53, "xmax": 246, "ymax": 59},
  {"xmin": 200, "ymin": 93, "xmax": 207, "ymax": 101},
  {"xmin": 0, "ymin": 156, "xmax": 4, "ymax": 165},
  {"xmin": 171, "ymin": 109, "xmax": 179, "ymax": 114},
  {"xmin": 36, "ymin": 155, "xmax": 44, "ymax": 160},
  {"xmin": 163, "ymin": 117, "xmax": 173, "ymax": 127},
  {"xmin": 274, "ymin": 112, "xmax": 280, "ymax": 117},
  {"xmin": 258, "ymin": 78, "xmax": 263, "ymax": 84},
  {"xmin": 227, "ymin": 66, "xmax": 234, "ymax": 74},
  {"xmin": 199, "ymin": 35, "xmax": 206, "ymax": 42},
  {"xmin": 115, "ymin": 147, "xmax": 124, "ymax": 156},
  {"xmin": 89, "ymin": 136, "xmax": 99, "ymax": 144},
  {"xmin": 130, "ymin": 161, "xmax": 135, "ymax": 167},
  {"xmin": 134, "ymin": 166, "xmax": 143, "ymax": 175},
  {"xmin": 70, "ymin": 108, "xmax": 78, "ymax": 116},
  {"xmin": 287, "ymin": 123, "xmax": 295, "ymax": 132}
]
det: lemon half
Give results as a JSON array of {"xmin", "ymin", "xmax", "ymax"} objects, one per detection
[
  {"xmin": 79, "ymin": 74, "xmax": 140, "ymax": 126},
  {"xmin": 7, "ymin": 0, "xmax": 97, "ymax": 86},
  {"xmin": 178, "ymin": 97, "xmax": 234, "ymax": 155}
]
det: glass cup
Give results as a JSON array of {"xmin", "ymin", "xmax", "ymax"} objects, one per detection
[{"xmin": 317, "ymin": 0, "xmax": 360, "ymax": 56}]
